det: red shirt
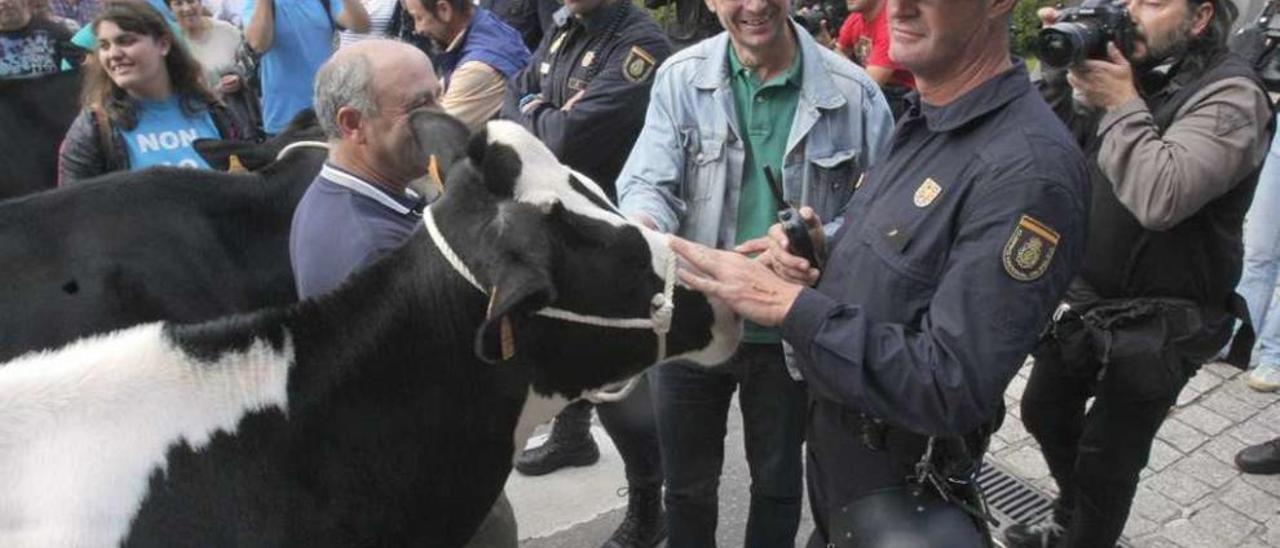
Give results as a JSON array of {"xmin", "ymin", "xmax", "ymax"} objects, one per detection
[{"xmin": 835, "ymin": 7, "xmax": 915, "ymax": 90}]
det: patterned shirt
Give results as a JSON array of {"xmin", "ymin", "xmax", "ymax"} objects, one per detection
[{"xmin": 0, "ymin": 18, "xmax": 72, "ymax": 79}]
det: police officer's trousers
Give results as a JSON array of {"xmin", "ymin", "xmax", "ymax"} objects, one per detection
[
  {"xmin": 1021, "ymin": 343, "xmax": 1191, "ymax": 548},
  {"xmin": 803, "ymin": 401, "xmax": 988, "ymax": 548}
]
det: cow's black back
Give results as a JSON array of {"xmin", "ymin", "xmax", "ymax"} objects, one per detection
[{"xmin": 0, "ymin": 149, "xmax": 324, "ymax": 362}]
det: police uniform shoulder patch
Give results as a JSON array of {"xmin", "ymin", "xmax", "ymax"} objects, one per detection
[
  {"xmin": 622, "ymin": 46, "xmax": 656, "ymax": 83},
  {"xmin": 1002, "ymin": 215, "xmax": 1059, "ymax": 282}
]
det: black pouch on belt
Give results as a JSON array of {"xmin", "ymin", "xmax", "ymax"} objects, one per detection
[{"xmin": 1083, "ymin": 298, "xmax": 1220, "ymax": 400}]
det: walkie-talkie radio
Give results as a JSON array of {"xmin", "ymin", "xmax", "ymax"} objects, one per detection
[{"xmin": 763, "ymin": 166, "xmax": 820, "ymax": 269}]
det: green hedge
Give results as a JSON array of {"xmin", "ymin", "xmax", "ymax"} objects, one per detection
[{"xmin": 1012, "ymin": 0, "xmax": 1059, "ymax": 58}]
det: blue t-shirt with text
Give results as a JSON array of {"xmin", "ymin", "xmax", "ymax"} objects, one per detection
[{"xmin": 120, "ymin": 96, "xmax": 220, "ymax": 170}]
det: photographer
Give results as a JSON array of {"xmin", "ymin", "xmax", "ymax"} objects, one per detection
[{"xmin": 1006, "ymin": 2, "xmax": 1273, "ymax": 547}]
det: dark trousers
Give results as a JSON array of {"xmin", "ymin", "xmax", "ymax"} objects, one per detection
[
  {"xmin": 1021, "ymin": 345, "xmax": 1191, "ymax": 548},
  {"xmin": 802, "ymin": 401, "xmax": 987, "ymax": 548},
  {"xmin": 652, "ymin": 343, "xmax": 807, "ymax": 548},
  {"xmin": 598, "ymin": 375, "xmax": 662, "ymax": 488},
  {"xmin": 553, "ymin": 375, "xmax": 662, "ymax": 488}
]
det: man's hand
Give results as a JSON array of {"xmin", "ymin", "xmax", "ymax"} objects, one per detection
[
  {"xmin": 1037, "ymin": 7, "xmax": 1060, "ymax": 27},
  {"xmin": 218, "ymin": 74, "xmax": 242, "ymax": 94},
  {"xmin": 520, "ymin": 94, "xmax": 547, "ymax": 115},
  {"xmin": 815, "ymin": 19, "xmax": 836, "ymax": 50},
  {"xmin": 734, "ymin": 206, "xmax": 825, "ymax": 286},
  {"xmin": 1067, "ymin": 43, "xmax": 1138, "ymax": 110},
  {"xmin": 561, "ymin": 90, "xmax": 586, "ymax": 112},
  {"xmin": 671, "ymin": 237, "xmax": 804, "ymax": 327}
]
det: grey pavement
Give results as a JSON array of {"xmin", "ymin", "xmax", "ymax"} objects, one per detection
[
  {"xmin": 990, "ymin": 359, "xmax": 1280, "ymax": 548},
  {"xmin": 511, "ymin": 359, "xmax": 1280, "ymax": 547}
]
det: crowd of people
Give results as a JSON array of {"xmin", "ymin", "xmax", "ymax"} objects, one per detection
[{"xmin": 4, "ymin": 0, "xmax": 1280, "ymax": 546}]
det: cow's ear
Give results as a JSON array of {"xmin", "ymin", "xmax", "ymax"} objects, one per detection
[
  {"xmin": 192, "ymin": 138, "xmax": 233, "ymax": 171},
  {"xmin": 467, "ymin": 129, "xmax": 521, "ymax": 198},
  {"xmin": 473, "ymin": 258, "xmax": 555, "ymax": 364}
]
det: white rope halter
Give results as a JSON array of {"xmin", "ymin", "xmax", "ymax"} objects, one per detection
[
  {"xmin": 275, "ymin": 140, "xmax": 331, "ymax": 161},
  {"xmin": 423, "ymin": 205, "xmax": 677, "ymax": 403}
]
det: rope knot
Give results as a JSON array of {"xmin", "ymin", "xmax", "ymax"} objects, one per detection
[{"xmin": 651, "ymin": 293, "xmax": 674, "ymax": 336}]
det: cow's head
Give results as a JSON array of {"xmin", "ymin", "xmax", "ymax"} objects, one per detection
[{"xmin": 433, "ymin": 121, "xmax": 740, "ymax": 400}]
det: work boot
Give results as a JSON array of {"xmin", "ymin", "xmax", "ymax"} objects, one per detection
[
  {"xmin": 515, "ymin": 401, "xmax": 599, "ymax": 476},
  {"xmin": 1003, "ymin": 515, "xmax": 1066, "ymax": 548},
  {"xmin": 601, "ymin": 485, "xmax": 665, "ymax": 548},
  {"xmin": 1236, "ymin": 437, "xmax": 1280, "ymax": 475}
]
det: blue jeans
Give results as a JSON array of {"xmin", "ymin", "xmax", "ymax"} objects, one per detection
[
  {"xmin": 652, "ymin": 343, "xmax": 807, "ymax": 548},
  {"xmin": 1236, "ymin": 117, "xmax": 1280, "ymax": 366}
]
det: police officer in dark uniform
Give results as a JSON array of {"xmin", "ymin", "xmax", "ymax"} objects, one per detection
[
  {"xmin": 502, "ymin": 0, "xmax": 669, "ymax": 199},
  {"xmin": 667, "ymin": 0, "xmax": 1090, "ymax": 545},
  {"xmin": 1004, "ymin": 2, "xmax": 1272, "ymax": 547},
  {"xmin": 501, "ymin": 2, "xmax": 670, "ymax": 547}
]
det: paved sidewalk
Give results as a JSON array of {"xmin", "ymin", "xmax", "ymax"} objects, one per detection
[{"xmin": 989, "ymin": 360, "xmax": 1280, "ymax": 547}]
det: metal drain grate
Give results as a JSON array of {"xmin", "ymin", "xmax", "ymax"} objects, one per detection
[{"xmin": 979, "ymin": 461, "xmax": 1130, "ymax": 547}]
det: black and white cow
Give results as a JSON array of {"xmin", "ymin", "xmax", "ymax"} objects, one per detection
[
  {"xmin": 0, "ymin": 70, "xmax": 82, "ymax": 200},
  {"xmin": 0, "ymin": 110, "xmax": 468, "ymax": 364},
  {"xmin": 0, "ymin": 121, "xmax": 740, "ymax": 547}
]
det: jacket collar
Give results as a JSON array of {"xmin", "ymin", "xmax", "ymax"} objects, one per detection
[
  {"xmin": 693, "ymin": 21, "xmax": 845, "ymax": 110},
  {"xmin": 903, "ymin": 59, "xmax": 1030, "ymax": 133}
]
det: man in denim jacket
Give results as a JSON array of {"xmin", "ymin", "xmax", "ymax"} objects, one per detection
[{"xmin": 616, "ymin": 5, "xmax": 892, "ymax": 544}]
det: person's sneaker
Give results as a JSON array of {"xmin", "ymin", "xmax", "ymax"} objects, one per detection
[
  {"xmin": 1236, "ymin": 438, "xmax": 1280, "ymax": 475},
  {"xmin": 1003, "ymin": 516, "xmax": 1066, "ymax": 548},
  {"xmin": 1247, "ymin": 362, "xmax": 1280, "ymax": 392},
  {"xmin": 514, "ymin": 413, "xmax": 599, "ymax": 477},
  {"xmin": 601, "ymin": 486, "xmax": 665, "ymax": 548}
]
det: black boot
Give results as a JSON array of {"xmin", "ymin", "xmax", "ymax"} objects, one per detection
[
  {"xmin": 1236, "ymin": 437, "xmax": 1280, "ymax": 475},
  {"xmin": 1003, "ymin": 514, "xmax": 1066, "ymax": 548},
  {"xmin": 601, "ymin": 485, "xmax": 665, "ymax": 548},
  {"xmin": 515, "ymin": 401, "xmax": 599, "ymax": 476}
]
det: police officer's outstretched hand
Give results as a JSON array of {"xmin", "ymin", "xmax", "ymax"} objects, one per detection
[
  {"xmin": 735, "ymin": 206, "xmax": 825, "ymax": 286},
  {"xmin": 671, "ymin": 237, "xmax": 804, "ymax": 326}
]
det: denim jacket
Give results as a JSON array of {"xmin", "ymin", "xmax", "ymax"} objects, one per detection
[{"xmin": 616, "ymin": 24, "xmax": 893, "ymax": 247}]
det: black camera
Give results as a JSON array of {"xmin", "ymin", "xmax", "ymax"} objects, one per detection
[
  {"xmin": 792, "ymin": 0, "xmax": 847, "ymax": 39},
  {"xmin": 1036, "ymin": 0, "xmax": 1136, "ymax": 68}
]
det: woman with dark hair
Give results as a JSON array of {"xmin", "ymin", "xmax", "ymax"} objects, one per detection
[{"xmin": 57, "ymin": 1, "xmax": 242, "ymax": 184}]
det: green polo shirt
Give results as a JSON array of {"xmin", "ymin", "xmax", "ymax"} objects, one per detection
[{"xmin": 729, "ymin": 44, "xmax": 801, "ymax": 344}]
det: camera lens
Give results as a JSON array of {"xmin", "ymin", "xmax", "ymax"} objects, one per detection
[{"xmin": 1037, "ymin": 24, "xmax": 1087, "ymax": 68}]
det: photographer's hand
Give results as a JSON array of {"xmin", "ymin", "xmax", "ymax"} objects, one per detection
[
  {"xmin": 1037, "ymin": 6, "xmax": 1059, "ymax": 26},
  {"xmin": 815, "ymin": 19, "xmax": 836, "ymax": 50},
  {"xmin": 1067, "ymin": 43, "xmax": 1138, "ymax": 110}
]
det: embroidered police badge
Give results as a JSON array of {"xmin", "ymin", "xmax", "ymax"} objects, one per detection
[
  {"xmin": 623, "ymin": 46, "xmax": 656, "ymax": 83},
  {"xmin": 1003, "ymin": 215, "xmax": 1059, "ymax": 282},
  {"xmin": 913, "ymin": 177, "xmax": 941, "ymax": 207}
]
